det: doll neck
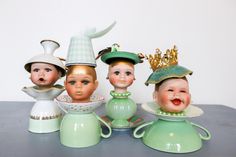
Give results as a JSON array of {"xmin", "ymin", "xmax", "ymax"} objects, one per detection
[{"xmin": 113, "ymin": 87, "xmax": 128, "ymax": 93}]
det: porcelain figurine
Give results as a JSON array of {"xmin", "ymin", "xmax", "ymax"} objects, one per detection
[
  {"xmin": 133, "ymin": 45, "xmax": 211, "ymax": 153},
  {"xmin": 22, "ymin": 40, "xmax": 66, "ymax": 133},
  {"xmin": 99, "ymin": 44, "xmax": 143, "ymax": 129},
  {"xmin": 59, "ymin": 65, "xmax": 112, "ymax": 147},
  {"xmin": 56, "ymin": 22, "xmax": 116, "ymax": 148}
]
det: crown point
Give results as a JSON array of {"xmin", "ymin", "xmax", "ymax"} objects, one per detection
[{"xmin": 146, "ymin": 45, "xmax": 178, "ymax": 71}]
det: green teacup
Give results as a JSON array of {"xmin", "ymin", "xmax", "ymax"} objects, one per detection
[
  {"xmin": 60, "ymin": 112, "xmax": 112, "ymax": 148},
  {"xmin": 133, "ymin": 118, "xmax": 211, "ymax": 153},
  {"xmin": 56, "ymin": 95, "xmax": 112, "ymax": 148}
]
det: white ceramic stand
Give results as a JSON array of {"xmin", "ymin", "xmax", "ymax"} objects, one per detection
[{"xmin": 22, "ymin": 85, "xmax": 64, "ymax": 133}]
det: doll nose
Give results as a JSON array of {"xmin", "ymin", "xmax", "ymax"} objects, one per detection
[
  {"xmin": 38, "ymin": 71, "xmax": 45, "ymax": 77},
  {"xmin": 119, "ymin": 73, "xmax": 126, "ymax": 79},
  {"xmin": 174, "ymin": 92, "xmax": 180, "ymax": 98},
  {"xmin": 75, "ymin": 82, "xmax": 82, "ymax": 88}
]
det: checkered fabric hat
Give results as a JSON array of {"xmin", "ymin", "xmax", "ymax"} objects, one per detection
[{"xmin": 66, "ymin": 22, "xmax": 116, "ymax": 67}]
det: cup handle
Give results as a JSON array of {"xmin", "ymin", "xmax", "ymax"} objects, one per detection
[
  {"xmin": 133, "ymin": 121, "xmax": 154, "ymax": 138},
  {"xmin": 191, "ymin": 122, "xmax": 211, "ymax": 140},
  {"xmin": 95, "ymin": 114, "xmax": 112, "ymax": 138}
]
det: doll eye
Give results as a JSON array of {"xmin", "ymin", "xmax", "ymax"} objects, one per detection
[
  {"xmin": 45, "ymin": 68, "xmax": 52, "ymax": 72},
  {"xmin": 114, "ymin": 71, "xmax": 120, "ymax": 75},
  {"xmin": 125, "ymin": 71, "xmax": 132, "ymax": 76},
  {"xmin": 68, "ymin": 80, "xmax": 76, "ymax": 85},
  {"xmin": 167, "ymin": 89, "xmax": 174, "ymax": 92},
  {"xmin": 81, "ymin": 80, "xmax": 90, "ymax": 85},
  {"xmin": 32, "ymin": 68, "xmax": 39, "ymax": 72},
  {"xmin": 180, "ymin": 90, "xmax": 187, "ymax": 93}
]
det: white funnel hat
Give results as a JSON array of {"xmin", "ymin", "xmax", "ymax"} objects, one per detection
[
  {"xmin": 24, "ymin": 40, "xmax": 66, "ymax": 77},
  {"xmin": 66, "ymin": 21, "xmax": 116, "ymax": 67}
]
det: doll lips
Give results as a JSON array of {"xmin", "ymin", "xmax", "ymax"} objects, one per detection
[
  {"xmin": 76, "ymin": 91, "xmax": 82, "ymax": 95},
  {"xmin": 39, "ymin": 78, "xmax": 45, "ymax": 82},
  {"xmin": 172, "ymin": 99, "xmax": 182, "ymax": 106}
]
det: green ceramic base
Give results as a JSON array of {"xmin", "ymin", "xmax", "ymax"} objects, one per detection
[
  {"xmin": 61, "ymin": 139, "xmax": 100, "ymax": 148},
  {"xmin": 60, "ymin": 113, "xmax": 102, "ymax": 148},
  {"xmin": 29, "ymin": 118, "xmax": 61, "ymax": 133},
  {"xmin": 142, "ymin": 120, "xmax": 202, "ymax": 153},
  {"xmin": 101, "ymin": 115, "xmax": 144, "ymax": 130},
  {"xmin": 111, "ymin": 119, "xmax": 129, "ymax": 128}
]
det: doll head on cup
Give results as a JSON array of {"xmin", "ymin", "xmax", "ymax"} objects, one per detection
[
  {"xmin": 64, "ymin": 22, "xmax": 116, "ymax": 103},
  {"xmin": 145, "ymin": 45, "xmax": 192, "ymax": 113},
  {"xmin": 30, "ymin": 62, "xmax": 62, "ymax": 89},
  {"xmin": 100, "ymin": 44, "xmax": 143, "ymax": 93},
  {"xmin": 24, "ymin": 40, "xmax": 66, "ymax": 90},
  {"xmin": 153, "ymin": 77, "xmax": 191, "ymax": 113},
  {"xmin": 64, "ymin": 65, "xmax": 98, "ymax": 103}
]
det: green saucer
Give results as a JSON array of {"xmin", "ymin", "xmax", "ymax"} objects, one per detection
[{"xmin": 100, "ymin": 115, "xmax": 144, "ymax": 130}]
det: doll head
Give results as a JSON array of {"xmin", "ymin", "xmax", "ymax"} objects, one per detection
[
  {"xmin": 24, "ymin": 40, "xmax": 66, "ymax": 89},
  {"xmin": 153, "ymin": 77, "xmax": 191, "ymax": 113},
  {"xmin": 145, "ymin": 45, "xmax": 192, "ymax": 113},
  {"xmin": 64, "ymin": 65, "xmax": 98, "ymax": 103},
  {"xmin": 107, "ymin": 59, "xmax": 135, "ymax": 93},
  {"xmin": 100, "ymin": 44, "xmax": 143, "ymax": 93},
  {"xmin": 30, "ymin": 62, "xmax": 62, "ymax": 89}
]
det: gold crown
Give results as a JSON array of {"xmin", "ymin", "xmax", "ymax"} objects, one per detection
[{"xmin": 145, "ymin": 45, "xmax": 178, "ymax": 71}]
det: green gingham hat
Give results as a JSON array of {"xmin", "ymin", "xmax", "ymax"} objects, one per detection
[{"xmin": 66, "ymin": 22, "xmax": 116, "ymax": 67}]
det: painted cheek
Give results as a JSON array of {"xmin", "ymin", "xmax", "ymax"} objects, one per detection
[
  {"xmin": 185, "ymin": 95, "xmax": 191, "ymax": 105},
  {"xmin": 158, "ymin": 93, "xmax": 169, "ymax": 106},
  {"xmin": 65, "ymin": 85, "xmax": 75, "ymax": 95},
  {"xmin": 127, "ymin": 77, "xmax": 134, "ymax": 83},
  {"xmin": 109, "ymin": 76, "xmax": 118, "ymax": 85}
]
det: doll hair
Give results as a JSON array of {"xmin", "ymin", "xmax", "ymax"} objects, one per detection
[
  {"xmin": 106, "ymin": 59, "xmax": 135, "ymax": 79},
  {"xmin": 66, "ymin": 65, "xmax": 97, "ymax": 81}
]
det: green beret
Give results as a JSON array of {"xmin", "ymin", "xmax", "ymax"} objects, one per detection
[
  {"xmin": 145, "ymin": 65, "xmax": 193, "ymax": 86},
  {"xmin": 101, "ymin": 48, "xmax": 141, "ymax": 65}
]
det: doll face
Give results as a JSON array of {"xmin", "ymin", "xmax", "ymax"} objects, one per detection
[
  {"xmin": 108, "ymin": 62, "xmax": 135, "ymax": 91},
  {"xmin": 30, "ymin": 63, "xmax": 60, "ymax": 88},
  {"xmin": 154, "ymin": 78, "xmax": 191, "ymax": 113},
  {"xmin": 65, "ymin": 73, "xmax": 98, "ymax": 103}
]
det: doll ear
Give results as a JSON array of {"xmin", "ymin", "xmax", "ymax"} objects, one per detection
[
  {"xmin": 153, "ymin": 91, "xmax": 158, "ymax": 102},
  {"xmin": 64, "ymin": 79, "xmax": 67, "ymax": 87},
  {"xmin": 94, "ymin": 80, "xmax": 99, "ymax": 90},
  {"xmin": 58, "ymin": 71, "xmax": 62, "ymax": 79}
]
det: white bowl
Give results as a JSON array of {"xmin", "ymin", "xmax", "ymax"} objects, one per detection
[{"xmin": 141, "ymin": 101, "xmax": 203, "ymax": 120}]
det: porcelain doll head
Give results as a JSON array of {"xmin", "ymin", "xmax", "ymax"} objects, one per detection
[
  {"xmin": 30, "ymin": 62, "xmax": 62, "ymax": 89},
  {"xmin": 64, "ymin": 65, "xmax": 98, "ymax": 103},
  {"xmin": 24, "ymin": 40, "xmax": 66, "ymax": 89},
  {"xmin": 145, "ymin": 45, "xmax": 193, "ymax": 113},
  {"xmin": 100, "ymin": 44, "xmax": 143, "ymax": 93},
  {"xmin": 107, "ymin": 59, "xmax": 135, "ymax": 93},
  {"xmin": 153, "ymin": 77, "xmax": 191, "ymax": 113}
]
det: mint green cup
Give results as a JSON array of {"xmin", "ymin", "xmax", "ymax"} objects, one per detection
[
  {"xmin": 133, "ymin": 118, "xmax": 211, "ymax": 153},
  {"xmin": 60, "ymin": 112, "xmax": 111, "ymax": 148}
]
